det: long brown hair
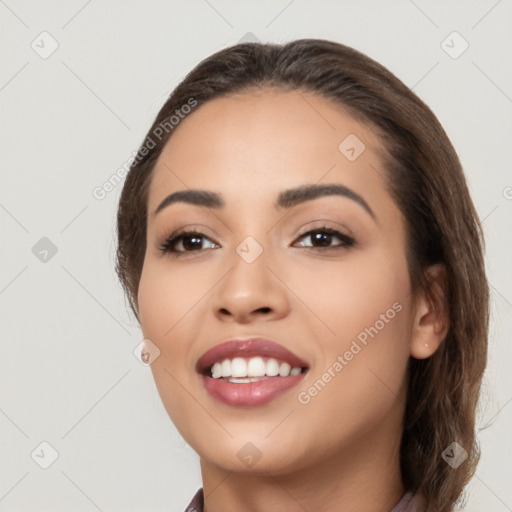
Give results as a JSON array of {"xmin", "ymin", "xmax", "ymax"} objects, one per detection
[{"xmin": 115, "ymin": 39, "xmax": 489, "ymax": 511}]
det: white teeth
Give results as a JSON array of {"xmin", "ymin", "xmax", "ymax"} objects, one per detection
[
  {"xmin": 247, "ymin": 357, "xmax": 266, "ymax": 377},
  {"xmin": 278, "ymin": 362, "xmax": 291, "ymax": 377},
  {"xmin": 266, "ymin": 358, "xmax": 280, "ymax": 377},
  {"xmin": 227, "ymin": 377, "xmax": 265, "ymax": 383},
  {"xmin": 221, "ymin": 359, "xmax": 231, "ymax": 377},
  {"xmin": 212, "ymin": 362, "xmax": 222, "ymax": 379},
  {"xmin": 210, "ymin": 357, "xmax": 303, "ymax": 379},
  {"xmin": 231, "ymin": 357, "xmax": 247, "ymax": 377}
]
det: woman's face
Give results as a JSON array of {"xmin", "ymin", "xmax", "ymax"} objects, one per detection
[{"xmin": 138, "ymin": 89, "xmax": 416, "ymax": 474}]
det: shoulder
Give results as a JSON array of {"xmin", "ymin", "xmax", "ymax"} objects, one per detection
[
  {"xmin": 183, "ymin": 488, "xmax": 203, "ymax": 512},
  {"xmin": 390, "ymin": 491, "xmax": 426, "ymax": 512}
]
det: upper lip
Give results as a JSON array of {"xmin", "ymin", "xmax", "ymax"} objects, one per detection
[{"xmin": 196, "ymin": 337, "xmax": 309, "ymax": 375}]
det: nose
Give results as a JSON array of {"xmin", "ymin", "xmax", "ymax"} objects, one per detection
[{"xmin": 211, "ymin": 247, "xmax": 290, "ymax": 324}]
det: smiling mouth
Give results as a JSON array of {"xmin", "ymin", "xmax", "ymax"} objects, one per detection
[{"xmin": 196, "ymin": 337, "xmax": 310, "ymax": 406}]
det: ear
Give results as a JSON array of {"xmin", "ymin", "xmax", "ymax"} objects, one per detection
[{"xmin": 410, "ymin": 263, "xmax": 450, "ymax": 359}]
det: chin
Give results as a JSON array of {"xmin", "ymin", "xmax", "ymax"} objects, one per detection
[{"xmin": 195, "ymin": 435, "xmax": 309, "ymax": 476}]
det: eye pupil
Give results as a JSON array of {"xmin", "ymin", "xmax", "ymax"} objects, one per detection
[
  {"xmin": 313, "ymin": 232, "xmax": 332, "ymax": 247},
  {"xmin": 182, "ymin": 235, "xmax": 202, "ymax": 250}
]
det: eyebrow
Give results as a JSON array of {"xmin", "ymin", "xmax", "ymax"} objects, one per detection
[{"xmin": 153, "ymin": 183, "xmax": 376, "ymax": 220}]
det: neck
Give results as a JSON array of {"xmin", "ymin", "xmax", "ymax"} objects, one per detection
[{"xmin": 199, "ymin": 412, "xmax": 405, "ymax": 512}]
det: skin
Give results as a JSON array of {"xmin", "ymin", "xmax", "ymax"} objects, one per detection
[{"xmin": 137, "ymin": 89, "xmax": 448, "ymax": 512}]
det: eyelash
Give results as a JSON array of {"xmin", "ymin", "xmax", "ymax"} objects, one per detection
[{"xmin": 158, "ymin": 225, "xmax": 356, "ymax": 257}]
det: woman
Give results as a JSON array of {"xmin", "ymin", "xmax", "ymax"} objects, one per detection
[{"xmin": 116, "ymin": 39, "xmax": 489, "ymax": 512}]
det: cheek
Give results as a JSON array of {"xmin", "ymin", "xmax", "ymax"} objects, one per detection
[
  {"xmin": 288, "ymin": 248, "xmax": 410, "ymax": 342},
  {"xmin": 137, "ymin": 259, "xmax": 204, "ymax": 338},
  {"xmin": 136, "ymin": 260, "xmax": 204, "ymax": 394},
  {"xmin": 291, "ymin": 247, "xmax": 412, "ymax": 423},
  {"xmin": 137, "ymin": 261, "xmax": 207, "ymax": 440}
]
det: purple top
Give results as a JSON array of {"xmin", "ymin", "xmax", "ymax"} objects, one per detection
[{"xmin": 183, "ymin": 488, "xmax": 425, "ymax": 511}]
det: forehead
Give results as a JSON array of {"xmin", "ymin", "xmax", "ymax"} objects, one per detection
[{"xmin": 147, "ymin": 89, "xmax": 389, "ymax": 210}]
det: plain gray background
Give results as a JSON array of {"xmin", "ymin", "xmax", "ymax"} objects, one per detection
[{"xmin": 1, "ymin": 1, "xmax": 511, "ymax": 510}]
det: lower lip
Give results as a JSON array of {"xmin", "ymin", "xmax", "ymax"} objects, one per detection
[{"xmin": 201, "ymin": 373, "xmax": 307, "ymax": 407}]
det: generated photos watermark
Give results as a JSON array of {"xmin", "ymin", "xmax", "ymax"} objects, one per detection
[
  {"xmin": 297, "ymin": 301, "xmax": 403, "ymax": 405},
  {"xmin": 92, "ymin": 97, "xmax": 198, "ymax": 201}
]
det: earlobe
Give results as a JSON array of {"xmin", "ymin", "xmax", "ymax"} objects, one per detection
[{"xmin": 410, "ymin": 264, "xmax": 450, "ymax": 360}]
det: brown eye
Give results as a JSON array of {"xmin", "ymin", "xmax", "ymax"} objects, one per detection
[
  {"xmin": 293, "ymin": 227, "xmax": 355, "ymax": 250},
  {"xmin": 159, "ymin": 231, "xmax": 218, "ymax": 255}
]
